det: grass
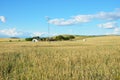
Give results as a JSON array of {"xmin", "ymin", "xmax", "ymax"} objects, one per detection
[
  {"xmin": 0, "ymin": 36, "xmax": 120, "ymax": 80},
  {"xmin": 0, "ymin": 38, "xmax": 24, "ymax": 42}
]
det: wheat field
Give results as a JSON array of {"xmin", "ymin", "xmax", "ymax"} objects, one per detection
[{"xmin": 0, "ymin": 36, "xmax": 120, "ymax": 80}]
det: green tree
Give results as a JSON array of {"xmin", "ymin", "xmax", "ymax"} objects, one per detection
[
  {"xmin": 55, "ymin": 35, "xmax": 64, "ymax": 41},
  {"xmin": 25, "ymin": 38, "xmax": 33, "ymax": 41}
]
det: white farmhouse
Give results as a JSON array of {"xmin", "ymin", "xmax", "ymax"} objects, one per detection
[{"xmin": 32, "ymin": 39, "xmax": 38, "ymax": 42}]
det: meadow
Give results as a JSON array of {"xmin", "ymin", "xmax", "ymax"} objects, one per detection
[{"xmin": 0, "ymin": 36, "xmax": 120, "ymax": 80}]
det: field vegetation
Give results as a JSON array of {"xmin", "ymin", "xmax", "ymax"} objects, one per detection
[{"xmin": 0, "ymin": 36, "xmax": 120, "ymax": 80}]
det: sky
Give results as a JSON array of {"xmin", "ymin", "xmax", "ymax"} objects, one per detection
[{"xmin": 0, "ymin": 0, "xmax": 120, "ymax": 38}]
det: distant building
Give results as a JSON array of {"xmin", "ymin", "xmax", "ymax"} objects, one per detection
[{"xmin": 32, "ymin": 39, "xmax": 38, "ymax": 42}]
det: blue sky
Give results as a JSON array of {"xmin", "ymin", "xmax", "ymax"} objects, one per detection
[{"xmin": 0, "ymin": 0, "xmax": 120, "ymax": 38}]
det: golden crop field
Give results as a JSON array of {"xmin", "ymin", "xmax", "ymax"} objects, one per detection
[
  {"xmin": 0, "ymin": 38, "xmax": 24, "ymax": 42},
  {"xmin": 0, "ymin": 36, "xmax": 120, "ymax": 80}
]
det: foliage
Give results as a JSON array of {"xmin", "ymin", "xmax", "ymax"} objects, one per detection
[
  {"xmin": 54, "ymin": 35, "xmax": 75, "ymax": 41},
  {"xmin": 55, "ymin": 35, "xmax": 65, "ymax": 41},
  {"xmin": 25, "ymin": 38, "xmax": 33, "ymax": 41},
  {"xmin": 68, "ymin": 35, "xmax": 75, "ymax": 39},
  {"xmin": 32, "ymin": 36, "xmax": 40, "ymax": 40},
  {"xmin": 25, "ymin": 35, "xmax": 75, "ymax": 41}
]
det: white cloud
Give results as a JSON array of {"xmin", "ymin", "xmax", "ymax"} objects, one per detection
[
  {"xmin": 106, "ymin": 28, "xmax": 120, "ymax": 35},
  {"xmin": 0, "ymin": 16, "xmax": 6, "ymax": 23},
  {"xmin": 95, "ymin": 11, "xmax": 120, "ymax": 20},
  {"xmin": 49, "ymin": 15, "xmax": 93, "ymax": 26},
  {"xmin": 114, "ymin": 27, "xmax": 120, "ymax": 32},
  {"xmin": 99, "ymin": 21, "xmax": 120, "ymax": 35},
  {"xmin": 98, "ymin": 22, "xmax": 118, "ymax": 29},
  {"xmin": 0, "ymin": 28, "xmax": 22, "ymax": 37},
  {"xmin": 96, "ymin": 9, "xmax": 120, "ymax": 35},
  {"xmin": 49, "ymin": 18, "xmax": 75, "ymax": 26},
  {"xmin": 113, "ymin": 27, "xmax": 120, "ymax": 34},
  {"xmin": 30, "ymin": 32, "xmax": 46, "ymax": 37},
  {"xmin": 73, "ymin": 15, "xmax": 93, "ymax": 23},
  {"xmin": 49, "ymin": 8, "xmax": 120, "ymax": 26}
]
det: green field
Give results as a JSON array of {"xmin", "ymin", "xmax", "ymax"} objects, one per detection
[{"xmin": 0, "ymin": 36, "xmax": 120, "ymax": 80}]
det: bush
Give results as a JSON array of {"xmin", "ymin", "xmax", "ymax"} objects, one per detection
[
  {"xmin": 55, "ymin": 35, "xmax": 65, "ymax": 41},
  {"xmin": 9, "ymin": 40, "xmax": 12, "ymax": 42},
  {"xmin": 25, "ymin": 35, "xmax": 75, "ymax": 41},
  {"xmin": 68, "ymin": 35, "xmax": 75, "ymax": 40},
  {"xmin": 33, "ymin": 36, "xmax": 40, "ymax": 40},
  {"xmin": 54, "ymin": 35, "xmax": 75, "ymax": 41},
  {"xmin": 25, "ymin": 38, "xmax": 33, "ymax": 41}
]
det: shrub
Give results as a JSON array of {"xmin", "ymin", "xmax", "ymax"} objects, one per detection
[
  {"xmin": 55, "ymin": 35, "xmax": 65, "ymax": 41},
  {"xmin": 69, "ymin": 35, "xmax": 75, "ymax": 39},
  {"xmin": 25, "ymin": 38, "xmax": 33, "ymax": 41},
  {"xmin": 32, "ymin": 36, "xmax": 40, "ymax": 40},
  {"xmin": 9, "ymin": 40, "xmax": 12, "ymax": 42},
  {"xmin": 55, "ymin": 35, "xmax": 75, "ymax": 41}
]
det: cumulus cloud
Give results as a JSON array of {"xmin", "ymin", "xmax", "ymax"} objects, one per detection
[
  {"xmin": 0, "ymin": 28, "xmax": 22, "ymax": 37},
  {"xmin": 49, "ymin": 18, "xmax": 75, "ymax": 26},
  {"xmin": 95, "ymin": 10, "xmax": 120, "ymax": 20},
  {"xmin": 98, "ymin": 22, "xmax": 118, "ymax": 29},
  {"xmin": 113, "ymin": 27, "xmax": 120, "ymax": 34},
  {"xmin": 0, "ymin": 28, "xmax": 48, "ymax": 37},
  {"xmin": 49, "ymin": 15, "xmax": 93, "ymax": 26},
  {"xmin": 0, "ymin": 16, "xmax": 6, "ymax": 23},
  {"xmin": 99, "ymin": 21, "xmax": 120, "ymax": 35},
  {"xmin": 49, "ymin": 8, "xmax": 120, "ymax": 26},
  {"xmin": 73, "ymin": 15, "xmax": 93, "ymax": 23},
  {"xmin": 106, "ymin": 28, "xmax": 120, "ymax": 35},
  {"xmin": 114, "ymin": 27, "xmax": 120, "ymax": 32},
  {"xmin": 96, "ymin": 9, "xmax": 120, "ymax": 35},
  {"xmin": 30, "ymin": 32, "xmax": 46, "ymax": 37}
]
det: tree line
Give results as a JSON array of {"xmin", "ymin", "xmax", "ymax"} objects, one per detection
[{"xmin": 25, "ymin": 35, "xmax": 75, "ymax": 41}]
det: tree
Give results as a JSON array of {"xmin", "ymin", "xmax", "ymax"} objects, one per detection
[
  {"xmin": 54, "ymin": 35, "xmax": 75, "ymax": 41},
  {"xmin": 69, "ymin": 35, "xmax": 75, "ymax": 40},
  {"xmin": 55, "ymin": 35, "xmax": 64, "ymax": 41},
  {"xmin": 32, "ymin": 36, "xmax": 40, "ymax": 40},
  {"xmin": 25, "ymin": 38, "xmax": 33, "ymax": 41}
]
